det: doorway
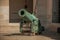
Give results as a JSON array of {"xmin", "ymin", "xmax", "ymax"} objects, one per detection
[{"xmin": 9, "ymin": 0, "xmax": 33, "ymax": 23}]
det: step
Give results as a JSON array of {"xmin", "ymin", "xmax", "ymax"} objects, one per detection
[
  {"xmin": 22, "ymin": 24, "xmax": 31, "ymax": 27},
  {"xmin": 22, "ymin": 30, "xmax": 31, "ymax": 33},
  {"xmin": 22, "ymin": 28, "xmax": 31, "ymax": 31},
  {"xmin": 22, "ymin": 25, "xmax": 31, "ymax": 28}
]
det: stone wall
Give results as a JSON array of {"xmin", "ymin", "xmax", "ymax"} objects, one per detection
[
  {"xmin": 0, "ymin": 0, "xmax": 60, "ymax": 34},
  {"xmin": 0, "ymin": 0, "xmax": 19, "ymax": 33},
  {"xmin": 36, "ymin": 0, "xmax": 60, "ymax": 32}
]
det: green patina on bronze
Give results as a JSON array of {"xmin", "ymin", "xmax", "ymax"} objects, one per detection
[{"xmin": 18, "ymin": 9, "xmax": 44, "ymax": 33}]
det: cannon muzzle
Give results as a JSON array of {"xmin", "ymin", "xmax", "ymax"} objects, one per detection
[{"xmin": 18, "ymin": 9, "xmax": 26, "ymax": 17}]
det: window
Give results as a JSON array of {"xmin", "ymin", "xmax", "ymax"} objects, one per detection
[{"xmin": 52, "ymin": 0, "xmax": 60, "ymax": 23}]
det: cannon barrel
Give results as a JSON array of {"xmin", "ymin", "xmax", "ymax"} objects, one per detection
[{"xmin": 18, "ymin": 9, "xmax": 38, "ymax": 22}]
